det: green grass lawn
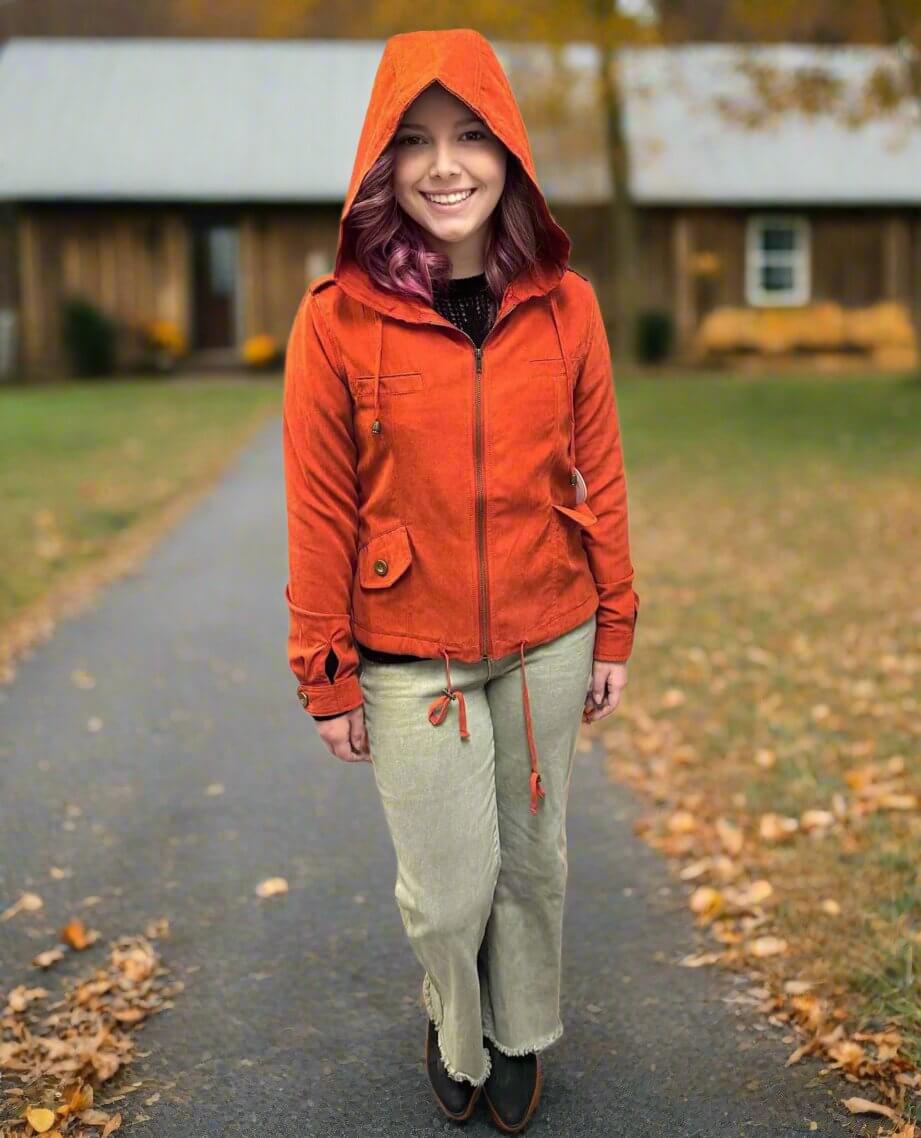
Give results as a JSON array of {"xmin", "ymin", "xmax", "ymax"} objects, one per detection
[
  {"xmin": 599, "ymin": 368, "xmax": 921, "ymax": 1105},
  {"xmin": 0, "ymin": 376, "xmax": 282, "ymax": 630}
]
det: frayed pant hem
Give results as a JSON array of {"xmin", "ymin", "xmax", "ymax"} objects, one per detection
[
  {"xmin": 423, "ymin": 972, "xmax": 492, "ymax": 1087},
  {"xmin": 483, "ymin": 1019, "xmax": 563, "ymax": 1057}
]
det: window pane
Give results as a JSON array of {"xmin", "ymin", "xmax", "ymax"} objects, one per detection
[
  {"xmin": 761, "ymin": 264, "xmax": 794, "ymax": 292},
  {"xmin": 760, "ymin": 225, "xmax": 796, "ymax": 253},
  {"xmin": 208, "ymin": 227, "xmax": 237, "ymax": 295}
]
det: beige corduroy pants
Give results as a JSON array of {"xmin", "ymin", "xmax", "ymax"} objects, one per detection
[{"xmin": 358, "ymin": 612, "xmax": 596, "ymax": 1086}]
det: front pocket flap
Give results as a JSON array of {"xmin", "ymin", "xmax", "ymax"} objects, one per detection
[
  {"xmin": 552, "ymin": 500, "xmax": 598, "ymax": 527},
  {"xmin": 353, "ymin": 371, "xmax": 423, "ymax": 398},
  {"xmin": 358, "ymin": 524, "xmax": 413, "ymax": 588}
]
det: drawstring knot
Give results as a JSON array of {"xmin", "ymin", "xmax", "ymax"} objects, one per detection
[{"xmin": 427, "ymin": 648, "xmax": 469, "ymax": 739}]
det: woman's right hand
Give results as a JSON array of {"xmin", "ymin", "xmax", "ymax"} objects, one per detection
[{"xmin": 315, "ymin": 707, "xmax": 371, "ymax": 763}]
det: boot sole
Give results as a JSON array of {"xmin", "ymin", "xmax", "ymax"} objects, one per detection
[
  {"xmin": 424, "ymin": 1020, "xmax": 482, "ymax": 1123},
  {"xmin": 482, "ymin": 1054, "xmax": 542, "ymax": 1134}
]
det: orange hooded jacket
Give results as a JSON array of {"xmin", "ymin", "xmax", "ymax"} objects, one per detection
[{"xmin": 283, "ymin": 28, "xmax": 639, "ymax": 814}]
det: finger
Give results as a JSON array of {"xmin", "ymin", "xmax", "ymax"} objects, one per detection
[
  {"xmin": 349, "ymin": 717, "xmax": 368, "ymax": 758},
  {"xmin": 332, "ymin": 739, "xmax": 362, "ymax": 763}
]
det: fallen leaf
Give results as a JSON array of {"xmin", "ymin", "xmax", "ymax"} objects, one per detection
[
  {"xmin": 60, "ymin": 917, "xmax": 97, "ymax": 950},
  {"xmin": 1, "ymin": 892, "xmax": 44, "ymax": 921},
  {"xmin": 25, "ymin": 1107, "xmax": 56, "ymax": 1133},
  {"xmin": 800, "ymin": 809, "xmax": 835, "ymax": 832},
  {"xmin": 716, "ymin": 817, "xmax": 744, "ymax": 855},
  {"xmin": 666, "ymin": 809, "xmax": 698, "ymax": 833},
  {"xmin": 255, "ymin": 877, "xmax": 289, "ymax": 898},
  {"xmin": 841, "ymin": 1097, "xmax": 899, "ymax": 1121},
  {"xmin": 689, "ymin": 885, "xmax": 723, "ymax": 921},
  {"xmin": 678, "ymin": 951, "xmax": 723, "ymax": 967},
  {"xmin": 747, "ymin": 936, "xmax": 788, "ymax": 957},
  {"xmin": 32, "ymin": 947, "xmax": 65, "ymax": 969}
]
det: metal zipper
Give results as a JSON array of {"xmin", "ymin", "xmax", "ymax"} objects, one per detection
[
  {"xmin": 421, "ymin": 308, "xmax": 514, "ymax": 660},
  {"xmin": 473, "ymin": 343, "xmax": 488, "ymax": 658}
]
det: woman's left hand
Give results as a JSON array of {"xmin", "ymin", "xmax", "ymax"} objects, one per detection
[{"xmin": 582, "ymin": 660, "xmax": 628, "ymax": 723}]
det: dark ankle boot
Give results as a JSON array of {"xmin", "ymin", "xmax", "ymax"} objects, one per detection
[
  {"xmin": 481, "ymin": 1035, "xmax": 542, "ymax": 1134},
  {"xmin": 425, "ymin": 1016, "xmax": 482, "ymax": 1122}
]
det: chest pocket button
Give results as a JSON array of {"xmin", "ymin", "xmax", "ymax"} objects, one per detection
[{"xmin": 373, "ymin": 559, "xmax": 388, "ymax": 576}]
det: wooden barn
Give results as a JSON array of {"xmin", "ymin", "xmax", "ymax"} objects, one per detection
[{"xmin": 0, "ymin": 36, "xmax": 918, "ymax": 378}]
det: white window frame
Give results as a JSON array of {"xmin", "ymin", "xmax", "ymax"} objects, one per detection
[{"xmin": 745, "ymin": 214, "xmax": 811, "ymax": 307}]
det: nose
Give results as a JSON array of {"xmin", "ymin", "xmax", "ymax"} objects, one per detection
[{"xmin": 429, "ymin": 140, "xmax": 462, "ymax": 180}]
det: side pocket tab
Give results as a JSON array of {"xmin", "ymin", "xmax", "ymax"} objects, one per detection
[
  {"xmin": 358, "ymin": 523, "xmax": 414, "ymax": 589},
  {"xmin": 551, "ymin": 500, "xmax": 598, "ymax": 527}
]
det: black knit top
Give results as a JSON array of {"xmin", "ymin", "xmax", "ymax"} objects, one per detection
[{"xmin": 312, "ymin": 270, "xmax": 497, "ymax": 720}]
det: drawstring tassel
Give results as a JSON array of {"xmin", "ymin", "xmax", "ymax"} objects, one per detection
[
  {"xmin": 519, "ymin": 641, "xmax": 546, "ymax": 815},
  {"xmin": 427, "ymin": 648, "xmax": 470, "ymax": 740}
]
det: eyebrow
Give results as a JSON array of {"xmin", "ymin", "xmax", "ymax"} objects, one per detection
[{"xmin": 396, "ymin": 116, "xmax": 485, "ymax": 131}]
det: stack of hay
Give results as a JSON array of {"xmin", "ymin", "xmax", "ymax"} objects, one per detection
[{"xmin": 695, "ymin": 302, "xmax": 917, "ymax": 369}]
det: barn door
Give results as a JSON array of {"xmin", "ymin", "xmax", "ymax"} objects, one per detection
[{"xmin": 191, "ymin": 217, "xmax": 240, "ymax": 350}]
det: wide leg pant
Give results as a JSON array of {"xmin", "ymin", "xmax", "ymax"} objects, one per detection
[{"xmin": 358, "ymin": 613, "xmax": 597, "ymax": 1086}]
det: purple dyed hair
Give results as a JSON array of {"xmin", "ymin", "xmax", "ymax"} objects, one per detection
[{"xmin": 340, "ymin": 140, "xmax": 553, "ymax": 306}]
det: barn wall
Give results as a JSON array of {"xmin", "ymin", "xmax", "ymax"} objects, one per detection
[
  {"xmin": 10, "ymin": 200, "xmax": 921, "ymax": 376},
  {"xmin": 240, "ymin": 204, "xmax": 339, "ymax": 342},
  {"xmin": 16, "ymin": 204, "xmax": 193, "ymax": 378},
  {"xmin": 650, "ymin": 205, "xmax": 921, "ymax": 356}
]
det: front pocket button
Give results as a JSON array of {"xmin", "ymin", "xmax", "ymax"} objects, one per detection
[{"xmin": 373, "ymin": 558, "xmax": 388, "ymax": 576}]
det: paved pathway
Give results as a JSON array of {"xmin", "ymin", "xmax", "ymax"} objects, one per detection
[{"xmin": 0, "ymin": 418, "xmax": 862, "ymax": 1136}]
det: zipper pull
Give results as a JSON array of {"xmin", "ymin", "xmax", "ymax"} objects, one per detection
[{"xmin": 475, "ymin": 346, "xmax": 482, "ymax": 374}]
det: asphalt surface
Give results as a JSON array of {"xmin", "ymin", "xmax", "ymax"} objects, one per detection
[{"xmin": 0, "ymin": 417, "xmax": 864, "ymax": 1137}]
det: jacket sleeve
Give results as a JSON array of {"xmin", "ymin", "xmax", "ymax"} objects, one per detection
[
  {"xmin": 574, "ymin": 284, "xmax": 640, "ymax": 663},
  {"xmin": 282, "ymin": 287, "xmax": 364, "ymax": 716}
]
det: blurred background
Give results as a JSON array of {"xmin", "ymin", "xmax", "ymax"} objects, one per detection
[
  {"xmin": 0, "ymin": 3, "xmax": 919, "ymax": 1135},
  {"xmin": 1, "ymin": 0, "xmax": 921, "ymax": 378}
]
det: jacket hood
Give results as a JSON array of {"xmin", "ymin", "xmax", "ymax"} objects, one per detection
[{"xmin": 332, "ymin": 28, "xmax": 573, "ymax": 318}]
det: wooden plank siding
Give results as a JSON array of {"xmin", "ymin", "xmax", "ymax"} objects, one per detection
[{"xmin": 7, "ymin": 201, "xmax": 921, "ymax": 377}]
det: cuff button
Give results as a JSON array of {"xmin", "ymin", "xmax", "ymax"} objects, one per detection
[{"xmin": 297, "ymin": 690, "xmax": 310, "ymax": 707}]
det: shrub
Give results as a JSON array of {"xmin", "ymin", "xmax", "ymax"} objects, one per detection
[
  {"xmin": 243, "ymin": 333, "xmax": 283, "ymax": 369},
  {"xmin": 636, "ymin": 309, "xmax": 673, "ymax": 364},
  {"xmin": 61, "ymin": 296, "xmax": 116, "ymax": 377}
]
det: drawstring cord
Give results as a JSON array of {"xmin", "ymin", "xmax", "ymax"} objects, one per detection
[
  {"xmin": 426, "ymin": 644, "xmax": 546, "ymax": 816},
  {"xmin": 548, "ymin": 292, "xmax": 577, "ymax": 486},
  {"xmin": 518, "ymin": 640, "xmax": 546, "ymax": 815}
]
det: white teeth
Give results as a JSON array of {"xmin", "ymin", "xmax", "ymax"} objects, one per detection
[{"xmin": 423, "ymin": 189, "xmax": 474, "ymax": 205}]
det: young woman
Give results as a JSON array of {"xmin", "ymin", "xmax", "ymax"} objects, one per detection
[{"xmin": 282, "ymin": 28, "xmax": 639, "ymax": 1133}]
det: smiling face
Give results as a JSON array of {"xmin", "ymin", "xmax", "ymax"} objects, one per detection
[{"xmin": 391, "ymin": 82, "xmax": 507, "ymax": 276}]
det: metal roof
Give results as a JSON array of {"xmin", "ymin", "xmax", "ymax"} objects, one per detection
[{"xmin": 0, "ymin": 36, "xmax": 918, "ymax": 204}]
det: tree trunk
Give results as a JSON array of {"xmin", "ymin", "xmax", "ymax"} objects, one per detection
[
  {"xmin": 878, "ymin": 0, "xmax": 921, "ymax": 378},
  {"xmin": 596, "ymin": 29, "xmax": 641, "ymax": 369}
]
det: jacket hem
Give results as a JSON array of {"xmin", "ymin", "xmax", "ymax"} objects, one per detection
[{"xmin": 351, "ymin": 593, "xmax": 599, "ymax": 662}]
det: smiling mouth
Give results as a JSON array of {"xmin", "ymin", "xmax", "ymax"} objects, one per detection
[{"xmin": 420, "ymin": 188, "xmax": 477, "ymax": 208}]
